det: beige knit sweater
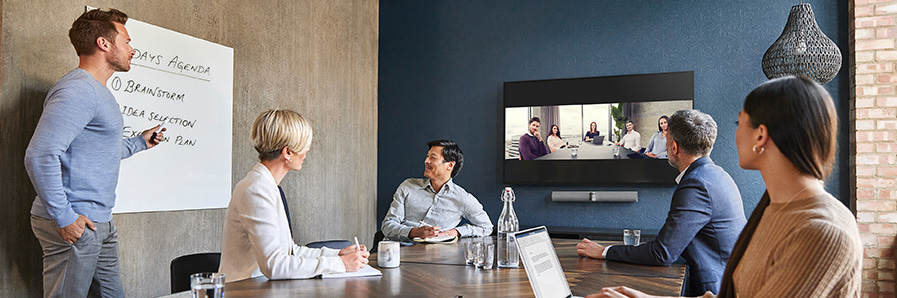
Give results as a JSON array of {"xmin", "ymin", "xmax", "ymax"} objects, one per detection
[{"xmin": 731, "ymin": 193, "xmax": 862, "ymax": 297}]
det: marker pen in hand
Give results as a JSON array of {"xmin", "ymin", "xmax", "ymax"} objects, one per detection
[{"xmin": 150, "ymin": 123, "xmax": 165, "ymax": 145}]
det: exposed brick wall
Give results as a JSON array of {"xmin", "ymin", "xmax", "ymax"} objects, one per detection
[{"xmin": 852, "ymin": 0, "xmax": 897, "ymax": 296}]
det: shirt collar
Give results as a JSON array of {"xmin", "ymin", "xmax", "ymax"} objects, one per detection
[
  {"xmin": 424, "ymin": 178, "xmax": 454, "ymax": 193},
  {"xmin": 675, "ymin": 164, "xmax": 690, "ymax": 184}
]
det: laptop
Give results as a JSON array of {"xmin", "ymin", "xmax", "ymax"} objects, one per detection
[
  {"xmin": 592, "ymin": 135, "xmax": 605, "ymax": 144},
  {"xmin": 514, "ymin": 226, "xmax": 584, "ymax": 298}
]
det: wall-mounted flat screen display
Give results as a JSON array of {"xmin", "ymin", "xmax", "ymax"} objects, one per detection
[{"xmin": 503, "ymin": 71, "xmax": 694, "ymax": 185}]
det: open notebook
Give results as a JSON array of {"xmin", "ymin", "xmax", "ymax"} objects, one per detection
[
  {"xmin": 412, "ymin": 235, "xmax": 458, "ymax": 243},
  {"xmin": 515, "ymin": 226, "xmax": 584, "ymax": 298},
  {"xmin": 321, "ymin": 265, "xmax": 381, "ymax": 279}
]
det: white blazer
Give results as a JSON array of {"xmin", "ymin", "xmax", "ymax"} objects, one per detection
[{"xmin": 219, "ymin": 163, "xmax": 345, "ymax": 281}]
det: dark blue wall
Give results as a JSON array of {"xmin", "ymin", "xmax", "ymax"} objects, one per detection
[{"xmin": 378, "ymin": 1, "xmax": 849, "ymax": 231}]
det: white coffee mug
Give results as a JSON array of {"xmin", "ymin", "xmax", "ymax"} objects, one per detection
[{"xmin": 378, "ymin": 241, "xmax": 400, "ymax": 268}]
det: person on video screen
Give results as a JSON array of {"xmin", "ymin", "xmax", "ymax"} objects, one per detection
[
  {"xmin": 645, "ymin": 115, "xmax": 670, "ymax": 158},
  {"xmin": 518, "ymin": 117, "xmax": 549, "ymax": 160},
  {"xmin": 547, "ymin": 124, "xmax": 566, "ymax": 153},
  {"xmin": 616, "ymin": 120, "xmax": 641, "ymax": 152},
  {"xmin": 584, "ymin": 121, "xmax": 600, "ymax": 142}
]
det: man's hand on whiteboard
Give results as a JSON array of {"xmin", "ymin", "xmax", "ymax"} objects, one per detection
[{"xmin": 142, "ymin": 124, "xmax": 167, "ymax": 148}]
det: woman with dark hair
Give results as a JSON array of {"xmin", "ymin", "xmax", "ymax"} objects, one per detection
[
  {"xmin": 547, "ymin": 124, "xmax": 566, "ymax": 152},
  {"xmin": 584, "ymin": 121, "xmax": 600, "ymax": 142},
  {"xmin": 644, "ymin": 116, "xmax": 669, "ymax": 158},
  {"xmin": 586, "ymin": 77, "xmax": 861, "ymax": 298}
]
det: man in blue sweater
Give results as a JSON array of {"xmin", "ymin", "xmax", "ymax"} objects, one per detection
[
  {"xmin": 575, "ymin": 110, "xmax": 746, "ymax": 296},
  {"xmin": 518, "ymin": 116, "xmax": 548, "ymax": 160},
  {"xmin": 24, "ymin": 9, "xmax": 164, "ymax": 297}
]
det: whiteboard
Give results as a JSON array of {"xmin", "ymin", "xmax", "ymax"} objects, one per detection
[{"xmin": 110, "ymin": 17, "xmax": 233, "ymax": 213}]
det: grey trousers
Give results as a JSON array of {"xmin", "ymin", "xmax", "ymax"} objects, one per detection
[{"xmin": 31, "ymin": 215, "xmax": 124, "ymax": 298}]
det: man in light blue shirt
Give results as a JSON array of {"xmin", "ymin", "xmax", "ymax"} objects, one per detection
[
  {"xmin": 381, "ymin": 140, "xmax": 493, "ymax": 241},
  {"xmin": 24, "ymin": 9, "xmax": 164, "ymax": 297}
]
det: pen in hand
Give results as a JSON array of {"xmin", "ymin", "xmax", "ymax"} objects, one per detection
[
  {"xmin": 354, "ymin": 236, "xmax": 361, "ymax": 252},
  {"xmin": 150, "ymin": 122, "xmax": 165, "ymax": 145},
  {"xmin": 418, "ymin": 221, "xmax": 443, "ymax": 238},
  {"xmin": 420, "ymin": 221, "xmax": 441, "ymax": 230}
]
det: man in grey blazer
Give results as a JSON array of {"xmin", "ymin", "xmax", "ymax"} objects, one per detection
[{"xmin": 576, "ymin": 110, "xmax": 746, "ymax": 296}]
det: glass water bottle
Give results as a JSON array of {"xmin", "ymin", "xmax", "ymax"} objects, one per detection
[{"xmin": 497, "ymin": 187, "xmax": 519, "ymax": 268}]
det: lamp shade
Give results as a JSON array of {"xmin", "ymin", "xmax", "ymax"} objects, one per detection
[{"xmin": 761, "ymin": 3, "xmax": 842, "ymax": 84}]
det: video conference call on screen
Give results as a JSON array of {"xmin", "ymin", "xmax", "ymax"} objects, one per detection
[{"xmin": 503, "ymin": 71, "xmax": 694, "ymax": 185}]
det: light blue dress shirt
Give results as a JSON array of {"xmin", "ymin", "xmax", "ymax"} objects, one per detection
[
  {"xmin": 645, "ymin": 131, "xmax": 668, "ymax": 158},
  {"xmin": 381, "ymin": 178, "xmax": 493, "ymax": 240}
]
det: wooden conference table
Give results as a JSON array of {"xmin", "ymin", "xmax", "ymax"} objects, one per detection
[
  {"xmin": 223, "ymin": 237, "xmax": 685, "ymax": 297},
  {"xmin": 536, "ymin": 142, "xmax": 643, "ymax": 160}
]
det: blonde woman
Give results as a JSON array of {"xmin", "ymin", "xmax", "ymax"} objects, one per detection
[{"xmin": 219, "ymin": 109, "xmax": 369, "ymax": 282}]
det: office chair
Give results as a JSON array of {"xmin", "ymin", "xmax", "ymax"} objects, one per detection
[
  {"xmin": 372, "ymin": 231, "xmax": 385, "ymax": 252},
  {"xmin": 170, "ymin": 252, "xmax": 221, "ymax": 293},
  {"xmin": 305, "ymin": 240, "xmax": 352, "ymax": 250}
]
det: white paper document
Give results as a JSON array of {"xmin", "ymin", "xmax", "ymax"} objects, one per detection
[
  {"xmin": 321, "ymin": 265, "xmax": 382, "ymax": 279},
  {"xmin": 412, "ymin": 235, "xmax": 458, "ymax": 243}
]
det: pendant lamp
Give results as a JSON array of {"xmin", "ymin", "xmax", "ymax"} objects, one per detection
[{"xmin": 761, "ymin": 3, "xmax": 842, "ymax": 84}]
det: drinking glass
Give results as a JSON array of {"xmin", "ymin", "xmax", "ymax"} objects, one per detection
[
  {"xmin": 466, "ymin": 241, "xmax": 479, "ymax": 265},
  {"xmin": 481, "ymin": 243, "xmax": 495, "ymax": 270},
  {"xmin": 191, "ymin": 272, "xmax": 224, "ymax": 298},
  {"xmin": 623, "ymin": 229, "xmax": 641, "ymax": 246},
  {"xmin": 475, "ymin": 242, "xmax": 486, "ymax": 268}
]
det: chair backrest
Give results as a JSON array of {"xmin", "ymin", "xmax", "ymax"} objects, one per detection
[
  {"xmin": 305, "ymin": 240, "xmax": 352, "ymax": 250},
  {"xmin": 372, "ymin": 230, "xmax": 385, "ymax": 252},
  {"xmin": 170, "ymin": 252, "xmax": 221, "ymax": 293}
]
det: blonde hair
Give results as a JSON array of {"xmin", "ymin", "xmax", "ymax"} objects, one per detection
[{"xmin": 251, "ymin": 109, "xmax": 313, "ymax": 161}]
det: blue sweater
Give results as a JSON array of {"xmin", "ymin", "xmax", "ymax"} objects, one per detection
[{"xmin": 25, "ymin": 68, "xmax": 147, "ymax": 228}]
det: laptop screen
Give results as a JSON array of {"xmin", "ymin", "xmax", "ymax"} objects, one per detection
[{"xmin": 515, "ymin": 226, "xmax": 574, "ymax": 298}]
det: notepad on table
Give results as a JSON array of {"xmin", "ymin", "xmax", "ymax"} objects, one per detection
[
  {"xmin": 412, "ymin": 235, "xmax": 458, "ymax": 243},
  {"xmin": 321, "ymin": 265, "xmax": 382, "ymax": 279}
]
